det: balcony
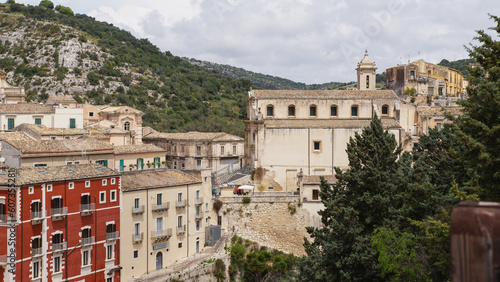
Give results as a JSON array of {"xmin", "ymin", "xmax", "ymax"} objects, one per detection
[
  {"xmin": 176, "ymin": 199, "xmax": 187, "ymax": 209},
  {"xmin": 51, "ymin": 207, "xmax": 68, "ymax": 221},
  {"xmin": 31, "ymin": 211, "xmax": 44, "ymax": 225},
  {"xmin": 81, "ymin": 236, "xmax": 95, "ymax": 246},
  {"xmin": 106, "ymin": 231, "xmax": 119, "ymax": 241},
  {"xmin": 195, "ymin": 197, "xmax": 204, "ymax": 205},
  {"xmin": 31, "ymin": 247, "xmax": 43, "ymax": 257},
  {"xmin": 80, "ymin": 203, "xmax": 95, "ymax": 216},
  {"xmin": 176, "ymin": 225, "xmax": 186, "ymax": 235},
  {"xmin": 132, "ymin": 232, "xmax": 144, "ymax": 244},
  {"xmin": 52, "ymin": 242, "xmax": 67, "ymax": 253},
  {"xmin": 151, "ymin": 228, "xmax": 172, "ymax": 242},
  {"xmin": 152, "ymin": 202, "xmax": 170, "ymax": 212},
  {"xmin": 195, "ymin": 211, "xmax": 204, "ymax": 221},
  {"xmin": 132, "ymin": 205, "xmax": 145, "ymax": 215}
]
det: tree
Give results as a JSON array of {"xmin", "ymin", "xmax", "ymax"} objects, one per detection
[
  {"xmin": 39, "ymin": 0, "xmax": 54, "ymax": 9},
  {"xmin": 450, "ymin": 14, "xmax": 500, "ymax": 201},
  {"xmin": 6, "ymin": 0, "xmax": 15, "ymax": 4},
  {"xmin": 55, "ymin": 5, "xmax": 74, "ymax": 16},
  {"xmin": 299, "ymin": 116, "xmax": 411, "ymax": 281}
]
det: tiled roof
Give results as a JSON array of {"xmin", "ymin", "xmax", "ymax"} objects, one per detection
[
  {"xmin": 86, "ymin": 120, "xmax": 128, "ymax": 134},
  {"xmin": 114, "ymin": 144, "xmax": 166, "ymax": 154},
  {"xmin": 0, "ymin": 103, "xmax": 55, "ymax": 114},
  {"xmin": 251, "ymin": 89, "xmax": 397, "ymax": 99},
  {"xmin": 0, "ymin": 164, "xmax": 118, "ymax": 186},
  {"xmin": 417, "ymin": 106, "xmax": 463, "ymax": 118},
  {"xmin": 100, "ymin": 106, "xmax": 143, "ymax": 115},
  {"xmin": 0, "ymin": 132, "xmax": 113, "ymax": 154},
  {"xmin": 14, "ymin": 123, "xmax": 88, "ymax": 135},
  {"xmin": 144, "ymin": 131, "xmax": 242, "ymax": 141},
  {"xmin": 45, "ymin": 95, "xmax": 77, "ymax": 104},
  {"xmin": 303, "ymin": 175, "xmax": 337, "ymax": 185},
  {"xmin": 121, "ymin": 169, "xmax": 200, "ymax": 191},
  {"xmin": 263, "ymin": 118, "xmax": 401, "ymax": 129}
]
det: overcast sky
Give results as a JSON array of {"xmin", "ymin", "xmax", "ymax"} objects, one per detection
[{"xmin": 14, "ymin": 0, "xmax": 500, "ymax": 84}]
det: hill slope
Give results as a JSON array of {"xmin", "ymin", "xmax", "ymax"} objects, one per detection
[{"xmin": 0, "ymin": 2, "xmax": 251, "ymax": 136}]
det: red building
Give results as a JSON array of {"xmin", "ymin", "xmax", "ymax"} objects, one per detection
[{"xmin": 0, "ymin": 164, "xmax": 121, "ymax": 281}]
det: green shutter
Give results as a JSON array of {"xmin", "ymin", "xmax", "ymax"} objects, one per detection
[
  {"xmin": 7, "ymin": 118, "xmax": 14, "ymax": 130},
  {"xmin": 69, "ymin": 118, "xmax": 76, "ymax": 128},
  {"xmin": 35, "ymin": 118, "xmax": 41, "ymax": 125},
  {"xmin": 119, "ymin": 159, "xmax": 124, "ymax": 172}
]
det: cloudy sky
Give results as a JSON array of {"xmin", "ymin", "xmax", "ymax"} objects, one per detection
[{"xmin": 14, "ymin": 0, "xmax": 500, "ymax": 84}]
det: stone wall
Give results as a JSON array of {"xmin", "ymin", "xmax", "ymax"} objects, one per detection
[{"xmin": 219, "ymin": 197, "xmax": 313, "ymax": 256}]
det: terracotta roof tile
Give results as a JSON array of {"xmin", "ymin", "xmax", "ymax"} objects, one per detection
[
  {"xmin": 0, "ymin": 103, "xmax": 55, "ymax": 114},
  {"xmin": 417, "ymin": 106, "xmax": 463, "ymax": 118},
  {"xmin": 144, "ymin": 131, "xmax": 242, "ymax": 141},
  {"xmin": 45, "ymin": 95, "xmax": 77, "ymax": 104},
  {"xmin": 14, "ymin": 123, "xmax": 88, "ymax": 136},
  {"xmin": 0, "ymin": 164, "xmax": 118, "ymax": 186},
  {"xmin": 114, "ymin": 144, "xmax": 166, "ymax": 154},
  {"xmin": 263, "ymin": 118, "xmax": 401, "ymax": 129},
  {"xmin": 121, "ymin": 169, "xmax": 200, "ymax": 191},
  {"xmin": 100, "ymin": 106, "xmax": 143, "ymax": 115},
  {"xmin": 251, "ymin": 89, "xmax": 397, "ymax": 99}
]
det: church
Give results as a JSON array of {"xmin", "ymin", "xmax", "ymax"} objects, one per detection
[{"xmin": 244, "ymin": 52, "xmax": 418, "ymax": 191}]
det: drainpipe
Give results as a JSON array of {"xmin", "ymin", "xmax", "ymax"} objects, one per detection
[{"xmin": 186, "ymin": 184, "xmax": 189, "ymax": 258}]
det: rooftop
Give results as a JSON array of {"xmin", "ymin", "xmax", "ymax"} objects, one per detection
[
  {"xmin": 45, "ymin": 95, "xmax": 77, "ymax": 105},
  {"xmin": 0, "ymin": 103, "xmax": 55, "ymax": 114},
  {"xmin": 100, "ymin": 106, "xmax": 143, "ymax": 115},
  {"xmin": 144, "ymin": 131, "xmax": 243, "ymax": 142},
  {"xmin": 0, "ymin": 164, "xmax": 118, "ymax": 186},
  {"xmin": 250, "ymin": 90, "xmax": 397, "ymax": 99},
  {"xmin": 114, "ymin": 144, "xmax": 166, "ymax": 154},
  {"xmin": 263, "ymin": 118, "xmax": 401, "ymax": 129},
  {"xmin": 121, "ymin": 169, "xmax": 201, "ymax": 192},
  {"xmin": 417, "ymin": 106, "xmax": 463, "ymax": 118},
  {"xmin": 14, "ymin": 123, "xmax": 88, "ymax": 136}
]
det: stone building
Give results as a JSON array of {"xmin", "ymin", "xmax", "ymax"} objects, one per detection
[
  {"xmin": 0, "ymin": 70, "xmax": 25, "ymax": 104},
  {"xmin": 0, "ymin": 104, "xmax": 84, "ymax": 131}
]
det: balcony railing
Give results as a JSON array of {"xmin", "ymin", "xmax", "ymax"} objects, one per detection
[
  {"xmin": 195, "ymin": 197, "xmax": 204, "ymax": 205},
  {"xmin": 31, "ymin": 247, "xmax": 42, "ymax": 257},
  {"xmin": 195, "ymin": 211, "xmax": 204, "ymax": 221},
  {"xmin": 152, "ymin": 202, "xmax": 170, "ymax": 212},
  {"xmin": 52, "ymin": 242, "xmax": 67, "ymax": 252},
  {"xmin": 176, "ymin": 199, "xmax": 186, "ymax": 209},
  {"xmin": 151, "ymin": 228, "xmax": 173, "ymax": 242},
  {"xmin": 132, "ymin": 232, "xmax": 144, "ymax": 244},
  {"xmin": 106, "ymin": 231, "xmax": 119, "ymax": 241},
  {"xmin": 176, "ymin": 225, "xmax": 186, "ymax": 235},
  {"xmin": 132, "ymin": 205, "xmax": 145, "ymax": 215},
  {"xmin": 80, "ymin": 203, "xmax": 95, "ymax": 216},
  {"xmin": 81, "ymin": 236, "xmax": 95, "ymax": 246},
  {"xmin": 51, "ymin": 207, "xmax": 68, "ymax": 220}
]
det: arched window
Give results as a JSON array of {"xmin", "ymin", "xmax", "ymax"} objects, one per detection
[
  {"xmin": 351, "ymin": 105, "xmax": 358, "ymax": 117},
  {"xmin": 288, "ymin": 105, "xmax": 295, "ymax": 117},
  {"xmin": 330, "ymin": 105, "xmax": 338, "ymax": 117},
  {"xmin": 124, "ymin": 121, "xmax": 130, "ymax": 131},
  {"xmin": 309, "ymin": 105, "xmax": 317, "ymax": 117},
  {"xmin": 381, "ymin": 105, "xmax": 389, "ymax": 116},
  {"xmin": 366, "ymin": 75, "xmax": 370, "ymax": 89},
  {"xmin": 266, "ymin": 105, "xmax": 274, "ymax": 117}
]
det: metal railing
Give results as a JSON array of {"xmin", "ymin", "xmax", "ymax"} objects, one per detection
[
  {"xmin": 31, "ymin": 211, "xmax": 43, "ymax": 220},
  {"xmin": 133, "ymin": 232, "xmax": 144, "ymax": 244},
  {"xmin": 81, "ymin": 236, "xmax": 95, "ymax": 246},
  {"xmin": 152, "ymin": 202, "xmax": 170, "ymax": 212},
  {"xmin": 151, "ymin": 228, "xmax": 173, "ymax": 240},
  {"xmin": 31, "ymin": 247, "xmax": 42, "ymax": 257},
  {"xmin": 80, "ymin": 203, "xmax": 95, "ymax": 213},
  {"xmin": 132, "ymin": 205, "xmax": 145, "ymax": 215},
  {"xmin": 106, "ymin": 231, "xmax": 119, "ymax": 241},
  {"xmin": 176, "ymin": 225, "xmax": 186, "ymax": 235},
  {"xmin": 195, "ymin": 197, "xmax": 204, "ymax": 205},
  {"xmin": 51, "ymin": 207, "xmax": 68, "ymax": 218},
  {"xmin": 176, "ymin": 199, "xmax": 186, "ymax": 208},
  {"xmin": 52, "ymin": 242, "xmax": 67, "ymax": 252}
]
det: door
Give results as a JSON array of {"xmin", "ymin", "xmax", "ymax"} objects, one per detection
[
  {"xmin": 196, "ymin": 241, "xmax": 200, "ymax": 253},
  {"xmin": 69, "ymin": 118, "xmax": 76, "ymax": 129},
  {"xmin": 156, "ymin": 217, "xmax": 162, "ymax": 235},
  {"xmin": 119, "ymin": 159, "xmax": 124, "ymax": 172},
  {"xmin": 7, "ymin": 118, "xmax": 14, "ymax": 130},
  {"xmin": 156, "ymin": 252, "xmax": 163, "ymax": 270}
]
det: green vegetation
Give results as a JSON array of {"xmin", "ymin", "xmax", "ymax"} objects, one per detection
[
  {"xmin": 242, "ymin": 197, "xmax": 251, "ymax": 204},
  {"xmin": 438, "ymin": 58, "xmax": 476, "ymax": 76},
  {"xmin": 38, "ymin": 0, "xmax": 53, "ymax": 9}
]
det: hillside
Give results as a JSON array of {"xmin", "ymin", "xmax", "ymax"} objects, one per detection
[
  {"xmin": 438, "ymin": 58, "xmax": 475, "ymax": 76},
  {"xmin": 0, "ymin": 2, "xmax": 251, "ymax": 136}
]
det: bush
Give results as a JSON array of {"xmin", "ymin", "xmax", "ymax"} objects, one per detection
[
  {"xmin": 242, "ymin": 197, "xmax": 251, "ymax": 204},
  {"xmin": 39, "ymin": 0, "xmax": 53, "ymax": 9}
]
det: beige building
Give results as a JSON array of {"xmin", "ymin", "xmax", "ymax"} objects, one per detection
[
  {"xmin": 415, "ymin": 106, "xmax": 463, "ymax": 135},
  {"xmin": 356, "ymin": 51, "xmax": 377, "ymax": 90},
  {"xmin": 45, "ymin": 95, "xmax": 78, "ymax": 108},
  {"xmin": 87, "ymin": 120, "xmax": 132, "ymax": 146},
  {"xmin": 143, "ymin": 131, "xmax": 245, "ymax": 175},
  {"xmin": 80, "ymin": 104, "xmax": 104, "ymax": 126},
  {"xmin": 120, "ymin": 169, "xmax": 213, "ymax": 281},
  {"xmin": 245, "ymin": 53, "xmax": 418, "ymax": 192},
  {"xmin": 0, "ymin": 70, "xmax": 25, "ymax": 104},
  {"xmin": 12, "ymin": 123, "xmax": 89, "ymax": 140},
  {"xmin": 0, "ymin": 132, "xmax": 114, "ymax": 168},
  {"xmin": 99, "ymin": 106, "xmax": 143, "ymax": 144},
  {"xmin": 113, "ymin": 144, "xmax": 166, "ymax": 172}
]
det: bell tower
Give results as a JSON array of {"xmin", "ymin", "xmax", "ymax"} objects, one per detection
[{"xmin": 356, "ymin": 50, "xmax": 377, "ymax": 90}]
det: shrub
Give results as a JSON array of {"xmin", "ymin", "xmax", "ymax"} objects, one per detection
[
  {"xmin": 242, "ymin": 197, "xmax": 251, "ymax": 204},
  {"xmin": 39, "ymin": 0, "xmax": 54, "ymax": 9}
]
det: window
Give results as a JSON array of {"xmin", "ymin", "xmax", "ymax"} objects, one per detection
[
  {"xmin": 381, "ymin": 105, "xmax": 389, "ymax": 115},
  {"xmin": 177, "ymin": 193, "xmax": 183, "ymax": 206},
  {"xmin": 410, "ymin": 70, "xmax": 415, "ymax": 80},
  {"xmin": 69, "ymin": 182, "xmax": 74, "ymax": 190},
  {"xmin": 309, "ymin": 105, "xmax": 317, "ymax": 117},
  {"xmin": 366, "ymin": 75, "xmax": 370, "ymax": 89},
  {"xmin": 7, "ymin": 118, "xmax": 14, "ymax": 130},
  {"xmin": 206, "ymin": 203, "xmax": 208, "ymax": 211},
  {"xmin": 32, "ymin": 237, "xmax": 42, "ymax": 255},
  {"xmin": 233, "ymin": 145, "xmax": 237, "ymax": 155},
  {"xmin": 266, "ymin": 105, "xmax": 274, "ymax": 117},
  {"xmin": 134, "ymin": 223, "xmax": 140, "ymax": 239},
  {"xmin": 51, "ymin": 197, "xmax": 63, "ymax": 212},
  {"xmin": 157, "ymin": 193, "xmax": 162, "ymax": 208},
  {"xmin": 69, "ymin": 118, "xmax": 76, "ymax": 129},
  {"xmin": 436, "ymin": 123, "xmax": 442, "ymax": 131},
  {"xmin": 35, "ymin": 118, "xmax": 41, "ymax": 125},
  {"xmin": 107, "ymin": 245, "xmax": 114, "ymax": 260},
  {"xmin": 82, "ymin": 250, "xmax": 89, "ymax": 266},
  {"xmin": 197, "ymin": 159, "xmax": 202, "ymax": 167},
  {"xmin": 330, "ymin": 105, "xmax": 338, "ymax": 117},
  {"xmin": 110, "ymin": 190, "xmax": 117, "ymax": 202},
  {"xmin": 33, "ymin": 261, "xmax": 40, "ymax": 278},
  {"xmin": 54, "ymin": 256, "xmax": 61, "ymax": 273},
  {"xmin": 196, "ymin": 146, "xmax": 201, "ymax": 156},
  {"xmin": 96, "ymin": 160, "xmax": 108, "ymax": 167},
  {"xmin": 196, "ymin": 220, "xmax": 200, "ymax": 231},
  {"xmin": 124, "ymin": 121, "xmax": 130, "ymax": 131},
  {"xmin": 100, "ymin": 191, "xmax": 106, "ymax": 203},
  {"xmin": 89, "ymin": 112, "xmax": 94, "ymax": 117},
  {"xmin": 102, "ymin": 179, "xmax": 108, "ymax": 186},
  {"xmin": 351, "ymin": 105, "xmax": 358, "ymax": 117},
  {"xmin": 133, "ymin": 250, "xmax": 138, "ymax": 258},
  {"xmin": 111, "ymin": 178, "xmax": 116, "ymax": 185},
  {"xmin": 156, "ymin": 217, "xmax": 163, "ymax": 235},
  {"xmin": 67, "ymin": 162, "xmax": 72, "ymax": 165},
  {"xmin": 31, "ymin": 201, "xmax": 42, "ymax": 218},
  {"xmin": 119, "ymin": 159, "xmax": 124, "ymax": 172},
  {"xmin": 196, "ymin": 190, "xmax": 200, "ymax": 202},
  {"xmin": 134, "ymin": 198, "xmax": 140, "ymax": 212},
  {"xmin": 29, "ymin": 186, "xmax": 34, "ymax": 194},
  {"xmin": 221, "ymin": 145, "xmax": 224, "ymax": 156},
  {"xmin": 82, "ymin": 228, "xmax": 92, "ymax": 246},
  {"xmin": 288, "ymin": 105, "xmax": 295, "ymax": 117},
  {"xmin": 178, "ymin": 215, "xmax": 183, "ymax": 232},
  {"xmin": 85, "ymin": 181, "xmax": 90, "ymax": 188},
  {"xmin": 34, "ymin": 163, "xmax": 47, "ymax": 167},
  {"xmin": 137, "ymin": 158, "xmax": 144, "ymax": 170},
  {"xmin": 50, "ymin": 136, "xmax": 56, "ymax": 140},
  {"xmin": 313, "ymin": 141, "xmax": 321, "ymax": 151},
  {"xmin": 178, "ymin": 242, "xmax": 183, "ymax": 248},
  {"xmin": 47, "ymin": 184, "xmax": 53, "ymax": 192},
  {"xmin": 312, "ymin": 189, "xmax": 319, "ymax": 200}
]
